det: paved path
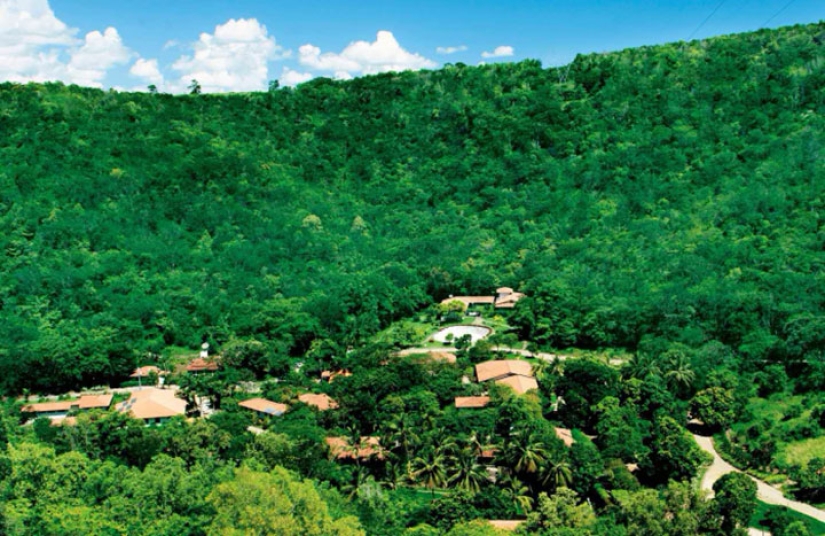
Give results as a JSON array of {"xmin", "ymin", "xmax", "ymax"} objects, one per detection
[{"xmin": 693, "ymin": 434, "xmax": 825, "ymax": 523}]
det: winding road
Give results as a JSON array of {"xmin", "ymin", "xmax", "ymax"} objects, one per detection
[{"xmin": 693, "ymin": 433, "xmax": 825, "ymax": 524}]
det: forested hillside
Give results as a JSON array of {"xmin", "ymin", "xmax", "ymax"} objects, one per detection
[{"xmin": 1, "ymin": 22, "xmax": 825, "ymax": 393}]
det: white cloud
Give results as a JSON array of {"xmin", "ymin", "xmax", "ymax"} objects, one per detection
[
  {"xmin": 0, "ymin": 0, "xmax": 76, "ymax": 83},
  {"xmin": 481, "ymin": 45, "xmax": 514, "ymax": 58},
  {"xmin": 0, "ymin": 1, "xmax": 131, "ymax": 87},
  {"xmin": 436, "ymin": 45, "xmax": 467, "ymax": 55},
  {"xmin": 171, "ymin": 18, "xmax": 288, "ymax": 93},
  {"xmin": 67, "ymin": 27, "xmax": 131, "ymax": 87},
  {"xmin": 278, "ymin": 67, "xmax": 312, "ymax": 87},
  {"xmin": 299, "ymin": 30, "xmax": 435, "ymax": 78},
  {"xmin": 130, "ymin": 58, "xmax": 163, "ymax": 86}
]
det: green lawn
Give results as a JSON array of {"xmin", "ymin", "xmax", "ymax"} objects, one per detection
[
  {"xmin": 780, "ymin": 436, "xmax": 825, "ymax": 467},
  {"xmin": 750, "ymin": 500, "xmax": 825, "ymax": 535}
]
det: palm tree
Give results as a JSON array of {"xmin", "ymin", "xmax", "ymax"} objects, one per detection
[
  {"xmin": 447, "ymin": 447, "xmax": 488, "ymax": 493},
  {"xmin": 498, "ymin": 472, "xmax": 534, "ymax": 513},
  {"xmin": 540, "ymin": 458, "xmax": 573, "ymax": 492},
  {"xmin": 623, "ymin": 352, "xmax": 661, "ymax": 380},
  {"xmin": 412, "ymin": 450, "xmax": 447, "ymax": 497},
  {"xmin": 384, "ymin": 412, "xmax": 420, "ymax": 477},
  {"xmin": 508, "ymin": 433, "xmax": 548, "ymax": 475},
  {"xmin": 663, "ymin": 350, "xmax": 695, "ymax": 394}
]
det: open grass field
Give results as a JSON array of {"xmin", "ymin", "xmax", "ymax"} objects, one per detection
[{"xmin": 780, "ymin": 436, "xmax": 825, "ymax": 467}]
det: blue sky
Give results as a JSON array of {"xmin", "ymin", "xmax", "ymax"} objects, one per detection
[{"xmin": 2, "ymin": 0, "xmax": 824, "ymax": 92}]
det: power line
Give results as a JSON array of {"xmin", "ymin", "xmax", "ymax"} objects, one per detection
[
  {"xmin": 762, "ymin": 0, "xmax": 798, "ymax": 28},
  {"xmin": 687, "ymin": 0, "xmax": 729, "ymax": 42}
]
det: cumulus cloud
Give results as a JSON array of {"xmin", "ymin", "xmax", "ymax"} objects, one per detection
[
  {"xmin": 0, "ymin": 1, "xmax": 131, "ymax": 87},
  {"xmin": 278, "ymin": 67, "xmax": 312, "ymax": 87},
  {"xmin": 298, "ymin": 30, "xmax": 435, "ymax": 79},
  {"xmin": 0, "ymin": 0, "xmax": 75, "ymax": 82},
  {"xmin": 67, "ymin": 27, "xmax": 131, "ymax": 87},
  {"xmin": 171, "ymin": 18, "xmax": 288, "ymax": 93},
  {"xmin": 130, "ymin": 58, "xmax": 163, "ymax": 86},
  {"xmin": 436, "ymin": 45, "xmax": 467, "ymax": 55},
  {"xmin": 481, "ymin": 45, "xmax": 514, "ymax": 58}
]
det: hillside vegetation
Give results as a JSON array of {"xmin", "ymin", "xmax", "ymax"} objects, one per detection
[{"xmin": 1, "ymin": 22, "xmax": 825, "ymax": 393}]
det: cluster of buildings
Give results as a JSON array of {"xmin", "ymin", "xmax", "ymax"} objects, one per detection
[
  {"xmin": 454, "ymin": 359, "xmax": 539, "ymax": 410},
  {"xmin": 21, "ymin": 353, "xmax": 339, "ymax": 427},
  {"xmin": 440, "ymin": 287, "xmax": 526, "ymax": 310}
]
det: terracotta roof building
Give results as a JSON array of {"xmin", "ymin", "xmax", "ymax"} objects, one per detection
[
  {"xmin": 554, "ymin": 427, "xmax": 575, "ymax": 447},
  {"xmin": 77, "ymin": 394, "xmax": 114, "ymax": 410},
  {"xmin": 21, "ymin": 400, "xmax": 73, "ymax": 417},
  {"xmin": 23, "ymin": 394, "xmax": 114, "ymax": 418},
  {"xmin": 130, "ymin": 366, "xmax": 166, "ymax": 378},
  {"xmin": 475, "ymin": 360, "xmax": 537, "ymax": 395},
  {"xmin": 320, "ymin": 370, "xmax": 351, "ymax": 382},
  {"xmin": 494, "ymin": 287, "xmax": 526, "ymax": 309},
  {"xmin": 326, "ymin": 436, "xmax": 384, "ymax": 460},
  {"xmin": 186, "ymin": 357, "xmax": 220, "ymax": 373},
  {"xmin": 238, "ymin": 398, "xmax": 289, "ymax": 417},
  {"xmin": 116, "ymin": 388, "xmax": 187, "ymax": 424},
  {"xmin": 476, "ymin": 360, "xmax": 533, "ymax": 383},
  {"xmin": 496, "ymin": 375, "xmax": 539, "ymax": 395},
  {"xmin": 455, "ymin": 396, "xmax": 491, "ymax": 408},
  {"xmin": 298, "ymin": 393, "xmax": 338, "ymax": 411}
]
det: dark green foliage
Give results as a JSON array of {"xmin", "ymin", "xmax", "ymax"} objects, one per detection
[
  {"xmin": 1, "ymin": 23, "xmax": 825, "ymax": 397},
  {"xmin": 712, "ymin": 473, "xmax": 757, "ymax": 534},
  {"xmin": 2, "ymin": 21, "xmax": 825, "ymax": 536}
]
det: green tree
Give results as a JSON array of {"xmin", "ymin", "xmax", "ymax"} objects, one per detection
[
  {"xmin": 524, "ymin": 488, "xmax": 596, "ymax": 533},
  {"xmin": 207, "ymin": 466, "xmax": 364, "ymax": 536},
  {"xmin": 690, "ymin": 387, "xmax": 736, "ymax": 431},
  {"xmin": 711, "ymin": 473, "xmax": 757, "ymax": 535}
]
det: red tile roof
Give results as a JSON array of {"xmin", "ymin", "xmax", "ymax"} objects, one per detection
[
  {"xmin": 23, "ymin": 393, "xmax": 113, "ymax": 413},
  {"xmin": 238, "ymin": 398, "xmax": 288, "ymax": 416},
  {"xmin": 320, "ymin": 370, "xmax": 351, "ymax": 382},
  {"xmin": 475, "ymin": 360, "xmax": 533, "ymax": 382},
  {"xmin": 298, "ymin": 393, "xmax": 338, "ymax": 411},
  {"xmin": 130, "ymin": 366, "xmax": 166, "ymax": 378},
  {"xmin": 455, "ymin": 396, "xmax": 491, "ymax": 408},
  {"xmin": 554, "ymin": 427, "xmax": 575, "ymax": 447},
  {"xmin": 116, "ymin": 388, "xmax": 187, "ymax": 420},
  {"xmin": 186, "ymin": 357, "xmax": 220, "ymax": 372},
  {"xmin": 496, "ymin": 375, "xmax": 539, "ymax": 395},
  {"xmin": 326, "ymin": 436, "xmax": 383, "ymax": 460},
  {"xmin": 22, "ymin": 400, "xmax": 73, "ymax": 413},
  {"xmin": 77, "ymin": 394, "xmax": 113, "ymax": 409}
]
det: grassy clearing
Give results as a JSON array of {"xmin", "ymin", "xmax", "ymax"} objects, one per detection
[
  {"xmin": 780, "ymin": 436, "xmax": 825, "ymax": 467},
  {"xmin": 750, "ymin": 500, "xmax": 825, "ymax": 535}
]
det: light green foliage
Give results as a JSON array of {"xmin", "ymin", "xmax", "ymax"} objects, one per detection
[
  {"xmin": 206, "ymin": 466, "xmax": 364, "ymax": 536},
  {"xmin": 524, "ymin": 487, "xmax": 596, "ymax": 533}
]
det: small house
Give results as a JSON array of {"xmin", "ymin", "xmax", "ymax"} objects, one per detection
[
  {"xmin": 454, "ymin": 396, "xmax": 491, "ymax": 409},
  {"xmin": 298, "ymin": 393, "xmax": 338, "ymax": 411},
  {"xmin": 238, "ymin": 397, "xmax": 289, "ymax": 418},
  {"xmin": 116, "ymin": 388, "xmax": 186, "ymax": 425}
]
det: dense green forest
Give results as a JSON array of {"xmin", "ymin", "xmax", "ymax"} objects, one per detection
[
  {"xmin": 1, "ymin": 20, "xmax": 825, "ymax": 536},
  {"xmin": 1, "ymin": 22, "xmax": 825, "ymax": 393}
]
